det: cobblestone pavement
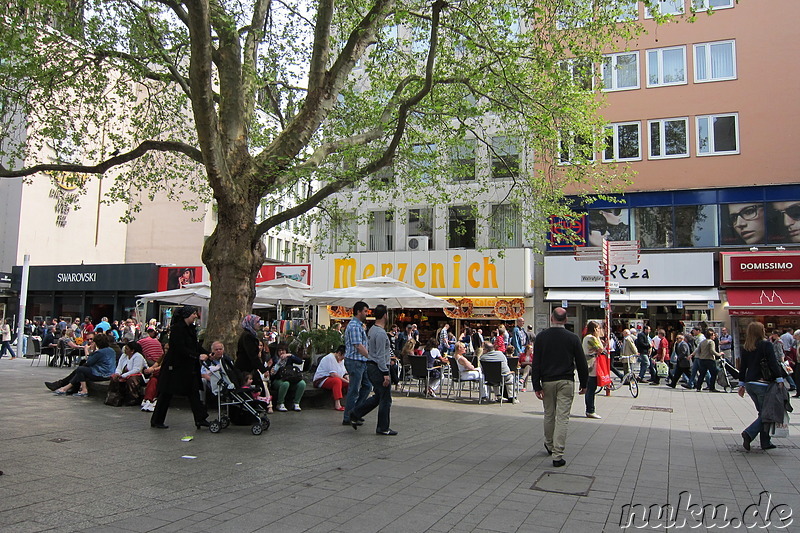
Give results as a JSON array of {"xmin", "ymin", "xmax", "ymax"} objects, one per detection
[{"xmin": 2, "ymin": 357, "xmax": 799, "ymax": 532}]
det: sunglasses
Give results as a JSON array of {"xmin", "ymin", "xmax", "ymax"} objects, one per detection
[
  {"xmin": 777, "ymin": 204, "xmax": 800, "ymax": 222},
  {"xmin": 727, "ymin": 204, "xmax": 762, "ymax": 226}
]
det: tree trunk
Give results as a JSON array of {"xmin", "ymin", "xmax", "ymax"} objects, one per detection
[{"xmin": 202, "ymin": 197, "xmax": 265, "ymax": 352}]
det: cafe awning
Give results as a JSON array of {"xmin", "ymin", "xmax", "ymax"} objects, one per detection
[{"xmin": 726, "ymin": 288, "xmax": 800, "ymax": 316}]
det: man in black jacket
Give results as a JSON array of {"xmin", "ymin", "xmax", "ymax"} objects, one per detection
[{"xmin": 531, "ymin": 308, "xmax": 588, "ymax": 467}]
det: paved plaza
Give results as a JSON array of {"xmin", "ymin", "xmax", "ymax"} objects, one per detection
[{"xmin": 2, "ymin": 357, "xmax": 799, "ymax": 532}]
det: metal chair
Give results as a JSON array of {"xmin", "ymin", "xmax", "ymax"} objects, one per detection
[
  {"xmin": 481, "ymin": 360, "xmax": 514, "ymax": 405},
  {"xmin": 506, "ymin": 356, "xmax": 520, "ymax": 399},
  {"xmin": 446, "ymin": 357, "xmax": 480, "ymax": 400},
  {"xmin": 407, "ymin": 356, "xmax": 431, "ymax": 397}
]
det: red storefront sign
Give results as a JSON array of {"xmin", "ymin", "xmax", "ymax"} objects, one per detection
[
  {"xmin": 256, "ymin": 264, "xmax": 311, "ymax": 284},
  {"xmin": 720, "ymin": 252, "xmax": 800, "ymax": 285},
  {"xmin": 157, "ymin": 266, "xmax": 204, "ymax": 291},
  {"xmin": 727, "ymin": 288, "xmax": 800, "ymax": 316}
]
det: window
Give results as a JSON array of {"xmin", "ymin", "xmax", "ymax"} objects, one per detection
[
  {"xmin": 648, "ymin": 118, "xmax": 689, "ymax": 159},
  {"xmin": 331, "ymin": 216, "xmax": 358, "ymax": 252},
  {"xmin": 602, "ymin": 52, "xmax": 639, "ymax": 91},
  {"xmin": 632, "ymin": 207, "xmax": 674, "ymax": 248},
  {"xmin": 607, "ymin": 0, "xmax": 638, "ymax": 21},
  {"xmin": 451, "ymin": 139, "xmax": 476, "ymax": 181},
  {"xmin": 559, "ymin": 131, "xmax": 595, "ymax": 164},
  {"xmin": 646, "ymin": 0, "xmax": 684, "ymax": 18},
  {"xmin": 646, "ymin": 46, "xmax": 686, "ymax": 86},
  {"xmin": 696, "ymin": 113, "xmax": 738, "ymax": 155},
  {"xmin": 448, "ymin": 206, "xmax": 476, "ymax": 248},
  {"xmin": 604, "ymin": 122, "xmax": 641, "ymax": 162},
  {"xmin": 407, "ymin": 208, "xmax": 434, "ymax": 248},
  {"xmin": 675, "ymin": 205, "xmax": 718, "ymax": 247},
  {"xmin": 411, "ymin": 143, "xmax": 436, "ymax": 183},
  {"xmin": 692, "ymin": 0, "xmax": 734, "ymax": 11},
  {"xmin": 694, "ymin": 40, "xmax": 736, "ymax": 82},
  {"xmin": 560, "ymin": 58, "xmax": 594, "ymax": 90},
  {"xmin": 491, "ymin": 136, "xmax": 520, "ymax": 179},
  {"xmin": 490, "ymin": 204, "xmax": 522, "ymax": 247},
  {"xmin": 368, "ymin": 211, "xmax": 394, "ymax": 251}
]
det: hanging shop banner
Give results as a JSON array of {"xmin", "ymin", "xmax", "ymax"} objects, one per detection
[
  {"xmin": 312, "ymin": 249, "xmax": 532, "ymax": 297},
  {"xmin": 726, "ymin": 288, "xmax": 800, "ymax": 316},
  {"xmin": 544, "ymin": 252, "xmax": 714, "ymax": 288},
  {"xmin": 256, "ymin": 264, "xmax": 311, "ymax": 284},
  {"xmin": 720, "ymin": 251, "xmax": 800, "ymax": 285},
  {"xmin": 157, "ymin": 266, "xmax": 204, "ymax": 291}
]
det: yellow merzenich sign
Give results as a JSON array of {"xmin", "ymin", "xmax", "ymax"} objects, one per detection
[{"xmin": 333, "ymin": 255, "xmax": 499, "ymax": 290}]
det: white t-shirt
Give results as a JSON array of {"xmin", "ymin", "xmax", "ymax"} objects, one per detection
[{"xmin": 313, "ymin": 353, "xmax": 347, "ymax": 385}]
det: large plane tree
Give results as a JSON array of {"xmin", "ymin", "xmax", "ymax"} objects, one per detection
[{"xmin": 0, "ymin": 0, "xmax": 655, "ymax": 346}]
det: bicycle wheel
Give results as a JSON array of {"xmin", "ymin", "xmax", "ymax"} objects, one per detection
[{"xmin": 628, "ymin": 377, "xmax": 639, "ymax": 398}]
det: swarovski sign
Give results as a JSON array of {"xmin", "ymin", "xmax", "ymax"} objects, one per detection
[{"xmin": 57, "ymin": 272, "xmax": 98, "ymax": 283}]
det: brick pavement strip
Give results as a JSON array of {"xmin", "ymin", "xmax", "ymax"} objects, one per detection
[{"xmin": 2, "ymin": 358, "xmax": 800, "ymax": 532}]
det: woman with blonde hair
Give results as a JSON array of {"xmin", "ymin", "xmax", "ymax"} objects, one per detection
[
  {"xmin": 582, "ymin": 321, "xmax": 605, "ymax": 419},
  {"xmin": 738, "ymin": 321, "xmax": 784, "ymax": 451}
]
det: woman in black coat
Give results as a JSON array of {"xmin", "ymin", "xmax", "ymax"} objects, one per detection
[
  {"xmin": 150, "ymin": 306, "xmax": 209, "ymax": 429},
  {"xmin": 235, "ymin": 314, "xmax": 267, "ymax": 393},
  {"xmin": 738, "ymin": 321, "xmax": 784, "ymax": 451}
]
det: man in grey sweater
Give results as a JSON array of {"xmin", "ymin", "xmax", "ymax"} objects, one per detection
[{"xmin": 349, "ymin": 304, "xmax": 397, "ymax": 435}]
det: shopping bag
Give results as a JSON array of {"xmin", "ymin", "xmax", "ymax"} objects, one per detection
[
  {"xmin": 596, "ymin": 353, "xmax": 612, "ymax": 387},
  {"xmin": 771, "ymin": 412, "xmax": 790, "ymax": 439}
]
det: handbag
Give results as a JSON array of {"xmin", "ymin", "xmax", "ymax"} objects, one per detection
[
  {"xmin": 771, "ymin": 412, "xmax": 790, "ymax": 438},
  {"xmin": 278, "ymin": 365, "xmax": 304, "ymax": 384}
]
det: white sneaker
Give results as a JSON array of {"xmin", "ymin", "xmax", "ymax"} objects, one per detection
[
  {"xmin": 586, "ymin": 412, "xmax": 602, "ymax": 419},
  {"xmin": 277, "ymin": 404, "xmax": 288, "ymax": 412},
  {"xmin": 141, "ymin": 401, "xmax": 150, "ymax": 411},
  {"xmin": 292, "ymin": 404, "xmax": 302, "ymax": 411}
]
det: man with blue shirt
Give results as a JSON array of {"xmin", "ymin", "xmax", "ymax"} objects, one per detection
[
  {"xmin": 511, "ymin": 317, "xmax": 529, "ymax": 357},
  {"xmin": 46, "ymin": 332, "xmax": 115, "ymax": 397},
  {"xmin": 342, "ymin": 301, "xmax": 372, "ymax": 426}
]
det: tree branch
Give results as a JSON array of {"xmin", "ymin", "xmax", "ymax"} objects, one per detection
[
  {"xmin": 0, "ymin": 140, "xmax": 203, "ymax": 178},
  {"xmin": 242, "ymin": 0, "xmax": 272, "ymax": 125}
]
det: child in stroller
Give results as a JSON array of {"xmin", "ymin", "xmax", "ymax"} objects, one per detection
[
  {"xmin": 242, "ymin": 372, "xmax": 274, "ymax": 413},
  {"xmin": 206, "ymin": 356, "xmax": 271, "ymax": 435}
]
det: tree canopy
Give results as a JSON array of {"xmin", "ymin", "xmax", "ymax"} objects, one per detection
[{"xmin": 0, "ymin": 0, "xmax": 657, "ymax": 344}]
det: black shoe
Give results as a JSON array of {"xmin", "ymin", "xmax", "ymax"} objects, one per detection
[
  {"xmin": 544, "ymin": 443, "xmax": 552, "ymax": 455},
  {"xmin": 376, "ymin": 429, "xmax": 398, "ymax": 435},
  {"xmin": 741, "ymin": 431, "xmax": 752, "ymax": 451},
  {"xmin": 667, "ymin": 383, "xmax": 676, "ymax": 389},
  {"xmin": 762, "ymin": 443, "xmax": 777, "ymax": 450},
  {"xmin": 45, "ymin": 381, "xmax": 58, "ymax": 391},
  {"xmin": 552, "ymin": 458, "xmax": 566, "ymax": 467},
  {"xmin": 196, "ymin": 420, "xmax": 210, "ymax": 428},
  {"xmin": 350, "ymin": 417, "xmax": 364, "ymax": 430},
  {"xmin": 342, "ymin": 420, "xmax": 351, "ymax": 426},
  {"xmin": 151, "ymin": 423, "xmax": 169, "ymax": 429}
]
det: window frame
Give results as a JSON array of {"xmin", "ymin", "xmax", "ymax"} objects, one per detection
[
  {"xmin": 645, "ymin": 45, "xmax": 687, "ymax": 87},
  {"xmin": 648, "ymin": 117, "xmax": 690, "ymax": 160},
  {"xmin": 693, "ymin": 39, "xmax": 737, "ymax": 83},
  {"xmin": 447, "ymin": 206, "xmax": 477, "ymax": 249},
  {"xmin": 692, "ymin": 0, "xmax": 734, "ymax": 12},
  {"xmin": 644, "ymin": 0, "xmax": 685, "ymax": 19},
  {"xmin": 560, "ymin": 57, "xmax": 595, "ymax": 91},
  {"xmin": 603, "ymin": 121, "xmax": 642, "ymax": 162},
  {"xmin": 602, "ymin": 51, "xmax": 640, "ymax": 92},
  {"xmin": 558, "ymin": 131, "xmax": 596, "ymax": 165},
  {"xmin": 491, "ymin": 135, "xmax": 520, "ymax": 179},
  {"xmin": 695, "ymin": 113, "xmax": 739, "ymax": 156},
  {"xmin": 451, "ymin": 139, "xmax": 476, "ymax": 182}
]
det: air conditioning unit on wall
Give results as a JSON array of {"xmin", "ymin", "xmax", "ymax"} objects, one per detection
[{"xmin": 407, "ymin": 235, "xmax": 429, "ymax": 251}]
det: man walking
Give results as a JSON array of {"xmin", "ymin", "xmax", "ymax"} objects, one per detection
[
  {"xmin": 693, "ymin": 329, "xmax": 723, "ymax": 392},
  {"xmin": 349, "ymin": 305, "xmax": 397, "ymax": 435},
  {"xmin": 342, "ymin": 301, "xmax": 372, "ymax": 426},
  {"xmin": 531, "ymin": 308, "xmax": 588, "ymax": 467},
  {"xmin": 511, "ymin": 317, "xmax": 529, "ymax": 357}
]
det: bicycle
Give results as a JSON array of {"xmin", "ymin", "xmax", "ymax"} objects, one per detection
[{"xmin": 596, "ymin": 355, "xmax": 639, "ymax": 398}]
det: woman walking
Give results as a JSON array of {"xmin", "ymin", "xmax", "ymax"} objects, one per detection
[{"xmin": 738, "ymin": 321, "xmax": 784, "ymax": 451}]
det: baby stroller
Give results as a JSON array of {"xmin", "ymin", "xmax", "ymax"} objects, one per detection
[
  {"xmin": 716, "ymin": 356, "xmax": 739, "ymax": 393},
  {"xmin": 206, "ymin": 357, "xmax": 271, "ymax": 435}
]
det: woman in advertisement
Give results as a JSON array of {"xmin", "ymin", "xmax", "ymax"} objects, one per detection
[{"xmin": 724, "ymin": 203, "xmax": 765, "ymax": 245}]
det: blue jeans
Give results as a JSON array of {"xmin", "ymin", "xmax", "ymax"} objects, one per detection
[
  {"xmin": 0, "ymin": 341, "xmax": 15, "ymax": 358},
  {"xmin": 343, "ymin": 359, "xmax": 372, "ymax": 423},
  {"xmin": 351, "ymin": 363, "xmax": 392, "ymax": 432},
  {"xmin": 585, "ymin": 376, "xmax": 597, "ymax": 414},
  {"xmin": 694, "ymin": 359, "xmax": 718, "ymax": 391},
  {"xmin": 638, "ymin": 353, "xmax": 649, "ymax": 380},
  {"xmin": 688, "ymin": 358, "xmax": 712, "ymax": 388},
  {"xmin": 744, "ymin": 382, "xmax": 772, "ymax": 447}
]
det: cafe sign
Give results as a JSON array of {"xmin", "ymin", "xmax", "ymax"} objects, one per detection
[{"xmin": 312, "ymin": 249, "xmax": 532, "ymax": 297}]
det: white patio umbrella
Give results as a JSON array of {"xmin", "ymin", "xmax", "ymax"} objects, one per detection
[
  {"xmin": 306, "ymin": 276, "xmax": 455, "ymax": 309},
  {"xmin": 255, "ymin": 277, "xmax": 311, "ymax": 306},
  {"xmin": 138, "ymin": 281, "xmax": 274, "ymax": 309}
]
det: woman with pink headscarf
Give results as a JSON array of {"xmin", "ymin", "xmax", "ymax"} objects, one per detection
[{"xmin": 235, "ymin": 314, "xmax": 268, "ymax": 395}]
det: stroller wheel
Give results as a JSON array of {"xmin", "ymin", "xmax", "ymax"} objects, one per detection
[
  {"xmin": 209, "ymin": 420, "xmax": 221, "ymax": 434},
  {"xmin": 251, "ymin": 423, "xmax": 263, "ymax": 435},
  {"xmin": 220, "ymin": 416, "xmax": 230, "ymax": 429},
  {"xmin": 261, "ymin": 418, "xmax": 271, "ymax": 431}
]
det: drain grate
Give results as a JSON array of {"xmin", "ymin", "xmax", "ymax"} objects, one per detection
[
  {"xmin": 631, "ymin": 405, "xmax": 673, "ymax": 413},
  {"xmin": 49, "ymin": 438, "xmax": 70, "ymax": 443},
  {"xmin": 713, "ymin": 427, "xmax": 734, "ymax": 431},
  {"xmin": 531, "ymin": 472, "xmax": 595, "ymax": 497}
]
